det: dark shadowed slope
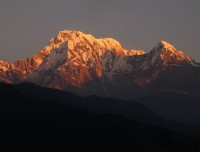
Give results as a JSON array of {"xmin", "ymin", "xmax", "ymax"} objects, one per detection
[
  {"xmin": 0, "ymin": 82, "xmax": 200, "ymax": 151},
  {"xmin": 9, "ymin": 82, "xmax": 200, "ymax": 137},
  {"xmin": 141, "ymin": 91, "xmax": 200, "ymax": 127}
]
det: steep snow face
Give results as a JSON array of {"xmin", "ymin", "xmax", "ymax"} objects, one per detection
[
  {"xmin": 102, "ymin": 51, "xmax": 133, "ymax": 80},
  {"xmin": 27, "ymin": 42, "xmax": 67, "ymax": 86},
  {"xmin": 39, "ymin": 42, "xmax": 67, "ymax": 71}
]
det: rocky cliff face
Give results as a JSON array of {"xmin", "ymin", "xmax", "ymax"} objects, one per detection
[
  {"xmin": 0, "ymin": 61, "xmax": 26, "ymax": 83},
  {"xmin": 0, "ymin": 30, "xmax": 199, "ymax": 99}
]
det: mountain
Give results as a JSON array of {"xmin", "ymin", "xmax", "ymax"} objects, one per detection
[
  {"xmin": 0, "ymin": 30, "xmax": 199, "ymax": 99},
  {"xmin": 1, "ymin": 82, "xmax": 200, "ymax": 151},
  {"xmin": 1, "ymin": 30, "xmax": 199, "ymax": 151}
]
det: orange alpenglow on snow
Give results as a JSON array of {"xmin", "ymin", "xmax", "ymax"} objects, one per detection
[{"xmin": 0, "ymin": 30, "xmax": 199, "ymax": 97}]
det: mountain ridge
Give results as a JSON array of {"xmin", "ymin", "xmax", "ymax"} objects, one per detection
[{"xmin": 0, "ymin": 30, "xmax": 199, "ymax": 99}]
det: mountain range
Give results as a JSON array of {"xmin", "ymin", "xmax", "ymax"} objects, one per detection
[
  {"xmin": 0, "ymin": 30, "xmax": 199, "ymax": 99},
  {"xmin": 1, "ymin": 30, "xmax": 200, "ymax": 151}
]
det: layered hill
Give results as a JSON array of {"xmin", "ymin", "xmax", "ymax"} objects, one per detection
[
  {"xmin": 1, "ymin": 82, "xmax": 200, "ymax": 151},
  {"xmin": 0, "ymin": 30, "xmax": 199, "ymax": 99}
]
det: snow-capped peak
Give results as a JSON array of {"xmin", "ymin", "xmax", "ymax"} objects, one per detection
[
  {"xmin": 49, "ymin": 30, "xmax": 83, "ymax": 46},
  {"xmin": 154, "ymin": 40, "xmax": 176, "ymax": 52},
  {"xmin": 149, "ymin": 40, "xmax": 199, "ymax": 67}
]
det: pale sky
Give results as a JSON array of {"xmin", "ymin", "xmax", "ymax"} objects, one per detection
[{"xmin": 0, "ymin": 0, "xmax": 199, "ymax": 62}]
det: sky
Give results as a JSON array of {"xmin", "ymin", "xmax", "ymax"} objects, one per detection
[{"xmin": 0, "ymin": 0, "xmax": 199, "ymax": 62}]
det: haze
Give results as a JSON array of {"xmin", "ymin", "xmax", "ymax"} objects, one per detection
[{"xmin": 0, "ymin": 0, "xmax": 199, "ymax": 62}]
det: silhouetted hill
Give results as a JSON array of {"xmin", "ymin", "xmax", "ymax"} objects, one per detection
[
  {"xmin": 9, "ymin": 82, "xmax": 200, "ymax": 137},
  {"xmin": 0, "ymin": 82, "xmax": 200, "ymax": 151},
  {"xmin": 141, "ymin": 91, "xmax": 200, "ymax": 127}
]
